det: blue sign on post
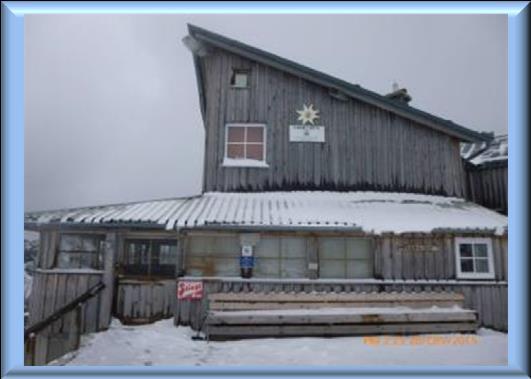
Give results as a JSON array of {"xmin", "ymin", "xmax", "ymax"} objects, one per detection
[{"xmin": 240, "ymin": 256, "xmax": 255, "ymax": 268}]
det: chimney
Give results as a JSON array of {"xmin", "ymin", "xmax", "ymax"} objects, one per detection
[{"xmin": 385, "ymin": 82, "xmax": 412, "ymax": 105}]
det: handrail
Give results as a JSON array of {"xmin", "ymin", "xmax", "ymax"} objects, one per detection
[{"xmin": 24, "ymin": 282, "xmax": 105, "ymax": 340}]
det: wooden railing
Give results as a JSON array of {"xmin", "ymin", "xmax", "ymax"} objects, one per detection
[{"xmin": 24, "ymin": 282, "xmax": 105, "ymax": 365}]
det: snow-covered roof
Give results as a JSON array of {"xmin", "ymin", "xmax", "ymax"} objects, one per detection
[
  {"xmin": 461, "ymin": 134, "xmax": 508, "ymax": 166},
  {"xmin": 25, "ymin": 191, "xmax": 507, "ymax": 235}
]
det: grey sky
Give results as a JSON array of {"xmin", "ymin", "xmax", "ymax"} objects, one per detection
[{"xmin": 25, "ymin": 14, "xmax": 507, "ymax": 212}]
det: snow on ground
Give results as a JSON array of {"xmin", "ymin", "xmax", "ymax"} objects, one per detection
[{"xmin": 53, "ymin": 318, "xmax": 507, "ymax": 366}]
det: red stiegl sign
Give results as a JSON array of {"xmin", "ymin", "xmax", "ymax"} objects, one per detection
[{"xmin": 177, "ymin": 281, "xmax": 203, "ymax": 300}]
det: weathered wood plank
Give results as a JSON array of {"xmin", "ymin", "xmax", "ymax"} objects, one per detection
[
  {"xmin": 207, "ymin": 322, "xmax": 478, "ymax": 340},
  {"xmin": 98, "ymin": 232, "xmax": 116, "ymax": 330},
  {"xmin": 207, "ymin": 310, "xmax": 477, "ymax": 325}
]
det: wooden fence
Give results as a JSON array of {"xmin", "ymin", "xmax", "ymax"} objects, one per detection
[
  {"xmin": 174, "ymin": 278, "xmax": 508, "ymax": 332},
  {"xmin": 26, "ymin": 270, "xmax": 111, "ymax": 365}
]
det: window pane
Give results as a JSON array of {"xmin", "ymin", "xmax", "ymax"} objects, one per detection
[
  {"xmin": 346, "ymin": 239, "xmax": 372, "ymax": 260},
  {"xmin": 475, "ymin": 258, "xmax": 490, "ymax": 273},
  {"xmin": 81, "ymin": 237, "xmax": 100, "ymax": 252},
  {"xmin": 233, "ymin": 72, "xmax": 248, "ymax": 87},
  {"xmin": 281, "ymin": 238, "xmax": 306, "ymax": 259},
  {"xmin": 159, "ymin": 244, "xmax": 177, "ymax": 265},
  {"xmin": 347, "ymin": 260, "xmax": 373, "ymax": 278},
  {"xmin": 57, "ymin": 234, "xmax": 104, "ymax": 269},
  {"xmin": 255, "ymin": 237, "xmax": 280, "ymax": 258},
  {"xmin": 460, "ymin": 258, "xmax": 474, "ymax": 272},
  {"xmin": 246, "ymin": 144, "xmax": 264, "ymax": 161},
  {"xmin": 246, "ymin": 127, "xmax": 263, "ymax": 143},
  {"xmin": 474, "ymin": 244, "xmax": 488, "ymax": 258},
  {"xmin": 281, "ymin": 258, "xmax": 306, "ymax": 278},
  {"xmin": 60, "ymin": 235, "xmax": 81, "ymax": 251},
  {"xmin": 227, "ymin": 143, "xmax": 245, "ymax": 159},
  {"xmin": 128, "ymin": 242, "xmax": 149, "ymax": 262},
  {"xmin": 319, "ymin": 238, "xmax": 345, "ymax": 260},
  {"xmin": 319, "ymin": 260, "xmax": 346, "ymax": 279},
  {"xmin": 459, "ymin": 244, "xmax": 473, "ymax": 258},
  {"xmin": 57, "ymin": 252, "xmax": 75, "ymax": 268},
  {"xmin": 227, "ymin": 127, "xmax": 245, "ymax": 143}
]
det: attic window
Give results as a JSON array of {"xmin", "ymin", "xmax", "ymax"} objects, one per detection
[{"xmin": 230, "ymin": 69, "xmax": 250, "ymax": 88}]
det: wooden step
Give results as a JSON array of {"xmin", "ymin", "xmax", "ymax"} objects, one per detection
[
  {"xmin": 206, "ymin": 322, "xmax": 478, "ymax": 341},
  {"xmin": 207, "ymin": 308, "xmax": 477, "ymax": 325},
  {"xmin": 205, "ymin": 306, "xmax": 478, "ymax": 340}
]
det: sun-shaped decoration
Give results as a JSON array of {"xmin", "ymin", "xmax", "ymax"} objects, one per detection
[{"xmin": 296, "ymin": 104, "xmax": 320, "ymax": 125}]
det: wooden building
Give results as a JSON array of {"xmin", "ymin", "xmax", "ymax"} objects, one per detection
[
  {"xmin": 25, "ymin": 25, "xmax": 508, "ymax": 363},
  {"xmin": 462, "ymin": 135, "xmax": 508, "ymax": 215}
]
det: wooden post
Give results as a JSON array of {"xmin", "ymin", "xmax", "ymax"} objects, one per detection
[{"xmin": 98, "ymin": 232, "xmax": 116, "ymax": 330}]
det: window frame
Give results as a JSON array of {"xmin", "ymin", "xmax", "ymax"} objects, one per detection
[
  {"xmin": 122, "ymin": 238, "xmax": 178, "ymax": 278},
  {"xmin": 223, "ymin": 123, "xmax": 268, "ymax": 167},
  {"xmin": 230, "ymin": 69, "xmax": 250, "ymax": 89},
  {"xmin": 55, "ymin": 233, "xmax": 105, "ymax": 271},
  {"xmin": 454, "ymin": 237, "xmax": 495, "ymax": 279}
]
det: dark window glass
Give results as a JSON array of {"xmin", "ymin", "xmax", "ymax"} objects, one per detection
[
  {"xmin": 459, "ymin": 244, "xmax": 473, "ymax": 257},
  {"xmin": 123, "ymin": 239, "xmax": 177, "ymax": 278},
  {"xmin": 458, "ymin": 242, "xmax": 491, "ymax": 275},
  {"xmin": 460, "ymin": 259, "xmax": 474, "ymax": 272}
]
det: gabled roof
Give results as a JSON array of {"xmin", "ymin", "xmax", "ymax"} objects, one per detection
[
  {"xmin": 186, "ymin": 24, "xmax": 490, "ymax": 143},
  {"xmin": 26, "ymin": 191, "xmax": 507, "ymax": 235}
]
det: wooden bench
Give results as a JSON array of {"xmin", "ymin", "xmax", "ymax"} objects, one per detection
[
  {"xmin": 208, "ymin": 291, "xmax": 466, "ymax": 311},
  {"xmin": 205, "ymin": 291, "xmax": 477, "ymax": 340}
]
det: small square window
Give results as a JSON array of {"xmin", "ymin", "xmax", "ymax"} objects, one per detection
[
  {"xmin": 231, "ymin": 70, "xmax": 249, "ymax": 88},
  {"xmin": 455, "ymin": 238, "xmax": 494, "ymax": 279}
]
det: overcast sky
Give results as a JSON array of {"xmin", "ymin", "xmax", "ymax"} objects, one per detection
[{"xmin": 25, "ymin": 14, "xmax": 507, "ymax": 212}]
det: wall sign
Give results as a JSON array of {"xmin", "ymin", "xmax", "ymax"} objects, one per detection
[
  {"xmin": 241, "ymin": 245, "xmax": 253, "ymax": 257},
  {"xmin": 240, "ymin": 256, "xmax": 255, "ymax": 268},
  {"xmin": 291, "ymin": 103, "xmax": 325, "ymax": 142},
  {"xmin": 177, "ymin": 281, "xmax": 203, "ymax": 300},
  {"xmin": 397, "ymin": 241, "xmax": 440, "ymax": 254},
  {"xmin": 289, "ymin": 125, "xmax": 325, "ymax": 142}
]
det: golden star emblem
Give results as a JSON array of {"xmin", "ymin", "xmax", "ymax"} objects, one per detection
[{"xmin": 296, "ymin": 104, "xmax": 320, "ymax": 125}]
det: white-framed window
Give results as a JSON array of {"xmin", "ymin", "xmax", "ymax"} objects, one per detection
[
  {"xmin": 454, "ymin": 237, "xmax": 495, "ymax": 279},
  {"xmin": 223, "ymin": 123, "xmax": 268, "ymax": 168},
  {"xmin": 230, "ymin": 69, "xmax": 250, "ymax": 88}
]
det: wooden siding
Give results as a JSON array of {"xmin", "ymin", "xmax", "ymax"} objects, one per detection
[
  {"xmin": 114, "ymin": 279, "xmax": 176, "ymax": 324},
  {"xmin": 182, "ymin": 232, "xmax": 507, "ymax": 282},
  {"xmin": 373, "ymin": 234, "xmax": 508, "ymax": 281},
  {"xmin": 466, "ymin": 163, "xmax": 508, "ymax": 215},
  {"xmin": 27, "ymin": 230, "xmax": 115, "ymax": 364},
  {"xmin": 200, "ymin": 49, "xmax": 467, "ymax": 196},
  {"xmin": 28, "ymin": 270, "xmax": 105, "ymax": 364}
]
